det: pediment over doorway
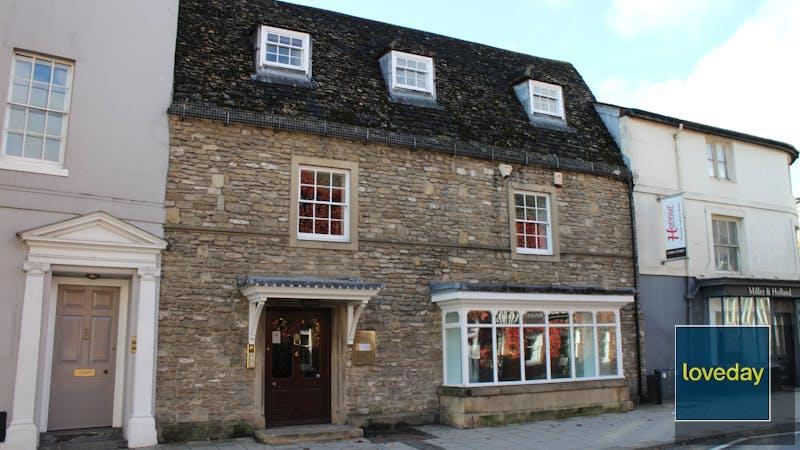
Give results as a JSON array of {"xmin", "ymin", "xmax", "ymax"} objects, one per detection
[
  {"xmin": 19, "ymin": 211, "xmax": 166, "ymax": 248},
  {"xmin": 18, "ymin": 211, "xmax": 166, "ymax": 268}
]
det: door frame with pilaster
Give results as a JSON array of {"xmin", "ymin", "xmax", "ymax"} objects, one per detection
[{"xmin": 3, "ymin": 212, "xmax": 166, "ymax": 450}]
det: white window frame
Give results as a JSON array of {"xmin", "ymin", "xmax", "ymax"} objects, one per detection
[
  {"xmin": 711, "ymin": 216, "xmax": 741, "ymax": 273},
  {"xmin": 706, "ymin": 140, "xmax": 732, "ymax": 180},
  {"xmin": 1, "ymin": 51, "xmax": 73, "ymax": 176},
  {"xmin": 296, "ymin": 165, "xmax": 351, "ymax": 243},
  {"xmin": 389, "ymin": 51, "xmax": 435, "ymax": 95},
  {"xmin": 528, "ymin": 80, "xmax": 565, "ymax": 120},
  {"xmin": 513, "ymin": 190, "xmax": 554, "ymax": 256},
  {"xmin": 257, "ymin": 25, "xmax": 311, "ymax": 76},
  {"xmin": 439, "ymin": 301, "xmax": 625, "ymax": 388}
]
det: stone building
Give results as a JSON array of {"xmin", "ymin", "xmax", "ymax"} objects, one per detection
[{"xmin": 159, "ymin": 0, "xmax": 643, "ymax": 441}]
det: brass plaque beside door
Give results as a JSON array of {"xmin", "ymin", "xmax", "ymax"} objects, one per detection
[{"xmin": 352, "ymin": 330, "xmax": 376, "ymax": 366}]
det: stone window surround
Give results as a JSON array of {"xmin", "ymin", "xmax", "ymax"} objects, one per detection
[
  {"xmin": 507, "ymin": 181, "xmax": 560, "ymax": 262},
  {"xmin": 289, "ymin": 155, "xmax": 359, "ymax": 251}
]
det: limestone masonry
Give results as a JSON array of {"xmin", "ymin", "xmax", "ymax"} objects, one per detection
[{"xmin": 157, "ymin": 116, "xmax": 642, "ymax": 439}]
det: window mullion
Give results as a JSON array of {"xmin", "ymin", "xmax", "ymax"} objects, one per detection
[
  {"xmin": 460, "ymin": 313, "xmax": 468, "ymax": 385},
  {"xmin": 615, "ymin": 318, "xmax": 623, "ymax": 376},
  {"xmin": 491, "ymin": 320, "xmax": 498, "ymax": 383},
  {"xmin": 544, "ymin": 322, "xmax": 551, "ymax": 380},
  {"xmin": 569, "ymin": 323, "xmax": 576, "ymax": 380},
  {"xmin": 518, "ymin": 321, "xmax": 525, "ymax": 382},
  {"xmin": 593, "ymin": 324, "xmax": 600, "ymax": 378}
]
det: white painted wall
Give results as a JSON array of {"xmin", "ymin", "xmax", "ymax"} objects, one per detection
[
  {"xmin": 618, "ymin": 116, "xmax": 800, "ymax": 280},
  {"xmin": 0, "ymin": 0, "xmax": 177, "ymax": 440}
]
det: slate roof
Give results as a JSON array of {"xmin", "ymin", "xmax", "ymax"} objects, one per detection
[
  {"xmin": 603, "ymin": 104, "xmax": 798, "ymax": 163},
  {"xmin": 173, "ymin": 0, "xmax": 625, "ymax": 169},
  {"xmin": 238, "ymin": 275, "xmax": 384, "ymax": 291}
]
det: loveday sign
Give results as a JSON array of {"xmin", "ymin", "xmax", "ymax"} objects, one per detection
[{"xmin": 675, "ymin": 326, "xmax": 770, "ymax": 422}]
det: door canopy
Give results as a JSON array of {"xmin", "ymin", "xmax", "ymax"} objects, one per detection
[{"xmin": 239, "ymin": 276, "xmax": 383, "ymax": 350}]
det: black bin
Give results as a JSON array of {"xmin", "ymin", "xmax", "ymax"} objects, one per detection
[{"xmin": 647, "ymin": 369, "xmax": 675, "ymax": 404}]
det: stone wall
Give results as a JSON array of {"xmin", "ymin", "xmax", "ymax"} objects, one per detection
[{"xmin": 157, "ymin": 116, "xmax": 642, "ymax": 437}]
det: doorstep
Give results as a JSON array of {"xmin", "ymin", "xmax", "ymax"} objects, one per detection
[
  {"xmin": 254, "ymin": 424, "xmax": 363, "ymax": 445},
  {"xmin": 38, "ymin": 427, "xmax": 127, "ymax": 450}
]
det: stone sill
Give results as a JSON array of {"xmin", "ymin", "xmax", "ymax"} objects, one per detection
[{"xmin": 440, "ymin": 377, "xmax": 629, "ymax": 397}]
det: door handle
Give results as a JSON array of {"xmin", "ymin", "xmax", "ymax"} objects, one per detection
[
  {"xmin": 104, "ymin": 369, "xmax": 109, "ymax": 374},
  {"xmin": 272, "ymin": 381, "xmax": 277, "ymax": 387}
]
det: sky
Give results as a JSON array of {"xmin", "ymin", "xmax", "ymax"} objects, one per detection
[{"xmin": 285, "ymin": 0, "xmax": 800, "ymax": 197}]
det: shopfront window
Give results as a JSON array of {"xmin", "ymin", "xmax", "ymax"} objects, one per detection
[
  {"xmin": 443, "ymin": 307, "xmax": 622, "ymax": 386},
  {"xmin": 708, "ymin": 296, "xmax": 770, "ymax": 325}
]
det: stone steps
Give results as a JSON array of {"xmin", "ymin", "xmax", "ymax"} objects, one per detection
[
  {"xmin": 254, "ymin": 424, "xmax": 363, "ymax": 445},
  {"xmin": 39, "ymin": 427, "xmax": 127, "ymax": 450}
]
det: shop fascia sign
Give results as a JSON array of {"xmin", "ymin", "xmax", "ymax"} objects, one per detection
[{"xmin": 747, "ymin": 286, "xmax": 793, "ymax": 297}]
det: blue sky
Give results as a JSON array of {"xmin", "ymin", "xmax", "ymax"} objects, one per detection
[{"xmin": 286, "ymin": 0, "xmax": 800, "ymax": 197}]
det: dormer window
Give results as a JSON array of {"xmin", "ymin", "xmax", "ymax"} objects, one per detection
[
  {"xmin": 379, "ymin": 51, "xmax": 436, "ymax": 99},
  {"xmin": 514, "ymin": 79, "xmax": 566, "ymax": 125},
  {"xmin": 530, "ymin": 81, "xmax": 564, "ymax": 118},
  {"xmin": 392, "ymin": 52, "xmax": 433, "ymax": 93},
  {"xmin": 256, "ymin": 25, "xmax": 311, "ymax": 77}
]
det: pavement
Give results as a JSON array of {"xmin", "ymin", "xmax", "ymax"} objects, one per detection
[{"xmin": 143, "ymin": 403, "xmax": 679, "ymax": 450}]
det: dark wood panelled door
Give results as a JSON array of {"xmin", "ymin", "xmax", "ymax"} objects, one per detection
[
  {"xmin": 265, "ymin": 308, "xmax": 331, "ymax": 426},
  {"xmin": 49, "ymin": 285, "xmax": 119, "ymax": 430}
]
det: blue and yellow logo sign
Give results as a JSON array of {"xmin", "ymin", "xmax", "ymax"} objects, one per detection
[{"xmin": 675, "ymin": 326, "xmax": 770, "ymax": 421}]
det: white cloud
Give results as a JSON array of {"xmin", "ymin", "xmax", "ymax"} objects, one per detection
[
  {"xmin": 606, "ymin": 0, "xmax": 713, "ymax": 37},
  {"xmin": 599, "ymin": 0, "xmax": 800, "ymax": 195}
]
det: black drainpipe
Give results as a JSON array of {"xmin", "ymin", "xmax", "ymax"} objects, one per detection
[{"xmin": 627, "ymin": 177, "xmax": 645, "ymax": 401}]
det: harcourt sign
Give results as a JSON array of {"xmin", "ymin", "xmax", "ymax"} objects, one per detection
[{"xmin": 662, "ymin": 194, "xmax": 686, "ymax": 259}]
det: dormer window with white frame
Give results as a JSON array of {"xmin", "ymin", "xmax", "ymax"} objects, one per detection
[
  {"xmin": 392, "ymin": 52, "xmax": 433, "ymax": 93},
  {"xmin": 380, "ymin": 51, "xmax": 435, "ymax": 99},
  {"xmin": 530, "ymin": 80, "xmax": 564, "ymax": 119},
  {"xmin": 256, "ymin": 25, "xmax": 311, "ymax": 77}
]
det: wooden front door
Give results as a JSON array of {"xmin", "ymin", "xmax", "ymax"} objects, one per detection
[
  {"xmin": 265, "ymin": 308, "xmax": 331, "ymax": 426},
  {"xmin": 49, "ymin": 285, "xmax": 119, "ymax": 430}
]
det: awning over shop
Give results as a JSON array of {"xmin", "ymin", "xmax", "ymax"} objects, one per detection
[
  {"xmin": 238, "ymin": 276, "xmax": 384, "ymax": 346},
  {"xmin": 431, "ymin": 281, "xmax": 635, "ymax": 309}
]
